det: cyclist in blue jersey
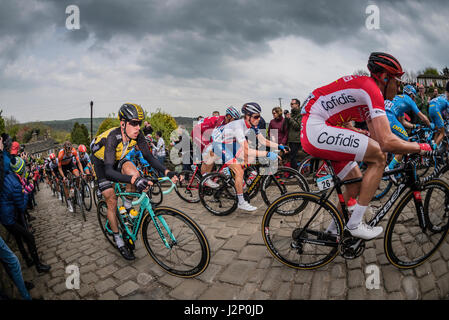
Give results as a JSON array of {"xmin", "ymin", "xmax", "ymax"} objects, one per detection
[
  {"xmin": 124, "ymin": 145, "xmax": 149, "ymax": 168},
  {"xmin": 385, "ymin": 85, "xmax": 430, "ymax": 172},
  {"xmin": 429, "ymin": 83, "xmax": 449, "ymax": 146}
]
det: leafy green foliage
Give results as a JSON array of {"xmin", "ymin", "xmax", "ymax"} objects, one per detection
[
  {"xmin": 0, "ymin": 110, "xmax": 5, "ymax": 135},
  {"xmin": 147, "ymin": 108, "xmax": 178, "ymax": 147},
  {"xmin": 71, "ymin": 122, "xmax": 90, "ymax": 147},
  {"xmin": 96, "ymin": 117, "xmax": 120, "ymax": 136}
]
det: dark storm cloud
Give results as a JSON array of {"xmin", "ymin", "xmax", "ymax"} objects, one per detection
[{"xmin": 1, "ymin": 0, "xmax": 448, "ymax": 80}]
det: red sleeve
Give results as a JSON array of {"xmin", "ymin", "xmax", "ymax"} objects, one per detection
[{"xmin": 72, "ymin": 148, "xmax": 80, "ymax": 162}]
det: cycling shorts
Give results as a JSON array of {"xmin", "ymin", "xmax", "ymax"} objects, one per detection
[
  {"xmin": 429, "ymin": 105, "xmax": 445, "ymax": 129},
  {"xmin": 386, "ymin": 110, "xmax": 409, "ymax": 140},
  {"xmin": 61, "ymin": 162, "xmax": 78, "ymax": 176},
  {"xmin": 211, "ymin": 141, "xmax": 243, "ymax": 165},
  {"xmin": 300, "ymin": 114, "xmax": 369, "ymax": 179}
]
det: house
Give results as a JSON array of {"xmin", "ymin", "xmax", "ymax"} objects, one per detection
[
  {"xmin": 22, "ymin": 130, "xmax": 62, "ymax": 159},
  {"xmin": 417, "ymin": 74, "xmax": 449, "ymax": 88}
]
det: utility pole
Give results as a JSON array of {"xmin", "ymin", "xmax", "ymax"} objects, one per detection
[
  {"xmin": 90, "ymin": 101, "xmax": 93, "ymax": 142},
  {"xmin": 278, "ymin": 98, "xmax": 282, "ymax": 108}
]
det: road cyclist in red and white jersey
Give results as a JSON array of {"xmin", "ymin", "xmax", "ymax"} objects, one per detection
[
  {"xmin": 300, "ymin": 52, "xmax": 432, "ymax": 240},
  {"xmin": 211, "ymin": 102, "xmax": 287, "ymax": 212},
  {"xmin": 192, "ymin": 106, "xmax": 241, "ymax": 187}
]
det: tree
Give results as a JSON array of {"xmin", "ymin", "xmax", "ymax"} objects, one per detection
[
  {"xmin": 148, "ymin": 108, "xmax": 178, "ymax": 148},
  {"xmin": 96, "ymin": 118, "xmax": 120, "ymax": 136},
  {"xmin": 421, "ymin": 67, "xmax": 439, "ymax": 76},
  {"xmin": 71, "ymin": 122, "xmax": 89, "ymax": 146},
  {"xmin": 0, "ymin": 110, "xmax": 5, "ymax": 135}
]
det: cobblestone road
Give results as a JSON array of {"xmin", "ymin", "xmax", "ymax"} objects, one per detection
[{"xmin": 8, "ymin": 180, "xmax": 449, "ymax": 300}]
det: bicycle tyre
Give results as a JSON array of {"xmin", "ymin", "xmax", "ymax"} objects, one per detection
[
  {"xmin": 147, "ymin": 179, "xmax": 163, "ymax": 207},
  {"xmin": 262, "ymin": 192, "xmax": 343, "ymax": 270},
  {"xmin": 141, "ymin": 206, "xmax": 210, "ymax": 277},
  {"xmin": 261, "ymin": 166, "xmax": 309, "ymax": 215},
  {"xmin": 175, "ymin": 170, "xmax": 201, "ymax": 203},
  {"xmin": 384, "ymin": 179, "xmax": 449, "ymax": 269},
  {"xmin": 297, "ymin": 156, "xmax": 328, "ymax": 193},
  {"xmin": 81, "ymin": 180, "xmax": 93, "ymax": 212},
  {"xmin": 76, "ymin": 187, "xmax": 86, "ymax": 221},
  {"xmin": 97, "ymin": 200, "xmax": 116, "ymax": 248},
  {"xmin": 199, "ymin": 172, "xmax": 237, "ymax": 216}
]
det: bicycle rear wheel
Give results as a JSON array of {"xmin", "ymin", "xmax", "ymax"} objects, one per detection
[
  {"xmin": 81, "ymin": 180, "xmax": 92, "ymax": 211},
  {"xmin": 97, "ymin": 200, "xmax": 116, "ymax": 248},
  {"xmin": 141, "ymin": 206, "xmax": 210, "ymax": 277},
  {"xmin": 384, "ymin": 179, "xmax": 449, "ymax": 269},
  {"xmin": 297, "ymin": 156, "xmax": 328, "ymax": 193},
  {"xmin": 199, "ymin": 172, "xmax": 237, "ymax": 216},
  {"xmin": 175, "ymin": 170, "xmax": 201, "ymax": 203},
  {"xmin": 75, "ymin": 187, "xmax": 86, "ymax": 221},
  {"xmin": 262, "ymin": 192, "xmax": 343, "ymax": 269}
]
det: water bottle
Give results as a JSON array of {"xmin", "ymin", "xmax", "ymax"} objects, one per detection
[
  {"xmin": 129, "ymin": 208, "xmax": 139, "ymax": 220},
  {"xmin": 347, "ymin": 198, "xmax": 357, "ymax": 218},
  {"xmin": 119, "ymin": 206, "xmax": 127, "ymax": 216}
]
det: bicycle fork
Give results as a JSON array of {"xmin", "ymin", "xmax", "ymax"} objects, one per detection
[{"xmin": 151, "ymin": 214, "xmax": 177, "ymax": 249}]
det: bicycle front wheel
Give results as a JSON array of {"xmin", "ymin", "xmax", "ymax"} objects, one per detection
[
  {"xmin": 384, "ymin": 179, "xmax": 449, "ymax": 269},
  {"xmin": 141, "ymin": 206, "xmax": 210, "ymax": 277},
  {"xmin": 262, "ymin": 192, "xmax": 343, "ymax": 270},
  {"xmin": 199, "ymin": 172, "xmax": 237, "ymax": 216},
  {"xmin": 82, "ymin": 180, "xmax": 93, "ymax": 211},
  {"xmin": 175, "ymin": 170, "xmax": 201, "ymax": 203},
  {"xmin": 76, "ymin": 187, "xmax": 86, "ymax": 221},
  {"xmin": 97, "ymin": 200, "xmax": 116, "ymax": 248}
]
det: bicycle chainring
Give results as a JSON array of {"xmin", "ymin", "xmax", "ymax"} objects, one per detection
[{"xmin": 340, "ymin": 236, "xmax": 365, "ymax": 259}]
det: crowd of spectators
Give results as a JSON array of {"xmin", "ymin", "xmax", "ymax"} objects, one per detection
[{"xmin": 0, "ymin": 133, "xmax": 50, "ymax": 300}]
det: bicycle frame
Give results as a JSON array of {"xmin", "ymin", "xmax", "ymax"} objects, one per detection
[{"xmin": 105, "ymin": 177, "xmax": 177, "ymax": 249}]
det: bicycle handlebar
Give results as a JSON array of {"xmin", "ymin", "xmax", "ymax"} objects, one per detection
[{"xmin": 158, "ymin": 176, "xmax": 177, "ymax": 195}]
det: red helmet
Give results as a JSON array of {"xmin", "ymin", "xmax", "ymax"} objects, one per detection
[
  {"xmin": 49, "ymin": 153, "xmax": 56, "ymax": 160},
  {"xmin": 78, "ymin": 144, "xmax": 87, "ymax": 153},
  {"xmin": 367, "ymin": 52, "xmax": 404, "ymax": 80}
]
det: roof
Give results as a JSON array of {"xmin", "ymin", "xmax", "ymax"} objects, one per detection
[
  {"xmin": 417, "ymin": 74, "xmax": 449, "ymax": 80},
  {"xmin": 23, "ymin": 138, "xmax": 61, "ymax": 154}
]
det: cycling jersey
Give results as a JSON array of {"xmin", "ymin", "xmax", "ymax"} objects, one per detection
[
  {"xmin": 429, "ymin": 95, "xmax": 449, "ymax": 129},
  {"xmin": 192, "ymin": 115, "xmax": 227, "ymax": 152},
  {"xmin": 77, "ymin": 153, "xmax": 91, "ymax": 168},
  {"xmin": 58, "ymin": 148, "xmax": 79, "ymax": 167},
  {"xmin": 386, "ymin": 94, "xmax": 421, "ymax": 118},
  {"xmin": 90, "ymin": 126, "xmax": 166, "ymax": 190},
  {"xmin": 49, "ymin": 159, "xmax": 60, "ymax": 176},
  {"xmin": 211, "ymin": 119, "xmax": 261, "ymax": 164},
  {"xmin": 301, "ymin": 75, "xmax": 382, "ymax": 179},
  {"xmin": 125, "ymin": 148, "xmax": 149, "ymax": 167}
]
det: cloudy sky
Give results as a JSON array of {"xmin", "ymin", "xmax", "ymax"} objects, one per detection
[{"xmin": 1, "ymin": 0, "xmax": 448, "ymax": 123}]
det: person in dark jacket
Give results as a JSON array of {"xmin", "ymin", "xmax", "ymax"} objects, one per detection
[
  {"xmin": 0, "ymin": 157, "xmax": 50, "ymax": 273},
  {"xmin": 268, "ymin": 107, "xmax": 288, "ymax": 145},
  {"xmin": 285, "ymin": 98, "xmax": 302, "ymax": 171}
]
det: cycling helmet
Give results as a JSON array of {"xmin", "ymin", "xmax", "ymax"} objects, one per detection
[
  {"xmin": 241, "ymin": 102, "xmax": 262, "ymax": 116},
  {"xmin": 367, "ymin": 52, "xmax": 404, "ymax": 79},
  {"xmin": 49, "ymin": 153, "xmax": 56, "ymax": 160},
  {"xmin": 78, "ymin": 144, "xmax": 87, "ymax": 153},
  {"xmin": 63, "ymin": 141, "xmax": 72, "ymax": 151},
  {"xmin": 225, "ymin": 106, "xmax": 241, "ymax": 119},
  {"xmin": 10, "ymin": 156, "xmax": 25, "ymax": 175},
  {"xmin": 403, "ymin": 85, "xmax": 417, "ymax": 97},
  {"xmin": 118, "ymin": 103, "xmax": 144, "ymax": 121}
]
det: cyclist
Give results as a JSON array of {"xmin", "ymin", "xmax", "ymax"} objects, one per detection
[
  {"xmin": 43, "ymin": 157, "xmax": 52, "ymax": 187},
  {"xmin": 48, "ymin": 153, "xmax": 62, "ymax": 200},
  {"xmin": 125, "ymin": 144, "xmax": 149, "ymax": 169},
  {"xmin": 77, "ymin": 144, "xmax": 95, "ymax": 181},
  {"xmin": 300, "ymin": 52, "xmax": 431, "ymax": 240},
  {"xmin": 428, "ymin": 83, "xmax": 449, "ymax": 147},
  {"xmin": 58, "ymin": 141, "xmax": 84, "ymax": 212},
  {"xmin": 211, "ymin": 102, "xmax": 284, "ymax": 212},
  {"xmin": 191, "ymin": 106, "xmax": 241, "ymax": 187},
  {"xmin": 385, "ymin": 84, "xmax": 431, "ymax": 174},
  {"xmin": 90, "ymin": 103, "xmax": 178, "ymax": 260}
]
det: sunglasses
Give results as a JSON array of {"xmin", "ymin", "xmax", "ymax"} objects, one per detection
[
  {"xmin": 128, "ymin": 120, "xmax": 142, "ymax": 127},
  {"xmin": 252, "ymin": 115, "xmax": 261, "ymax": 120}
]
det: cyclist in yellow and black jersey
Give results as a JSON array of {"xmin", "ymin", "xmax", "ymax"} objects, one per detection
[{"xmin": 90, "ymin": 103, "xmax": 178, "ymax": 260}]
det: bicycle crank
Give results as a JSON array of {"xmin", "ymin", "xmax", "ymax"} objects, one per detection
[{"xmin": 339, "ymin": 236, "xmax": 365, "ymax": 259}]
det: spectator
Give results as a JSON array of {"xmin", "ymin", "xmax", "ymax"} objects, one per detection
[
  {"xmin": 1, "ymin": 133, "xmax": 14, "ymax": 178},
  {"xmin": 0, "ymin": 235, "xmax": 32, "ymax": 300},
  {"xmin": 142, "ymin": 121, "xmax": 153, "ymax": 136},
  {"xmin": 285, "ymin": 98, "xmax": 302, "ymax": 171},
  {"xmin": 284, "ymin": 109, "xmax": 290, "ymax": 118},
  {"xmin": 197, "ymin": 116, "xmax": 204, "ymax": 122},
  {"xmin": 416, "ymin": 84, "xmax": 430, "ymax": 121},
  {"xmin": 152, "ymin": 131, "xmax": 166, "ymax": 176},
  {"xmin": 0, "ymin": 156, "xmax": 51, "ymax": 274},
  {"xmin": 212, "ymin": 111, "xmax": 220, "ymax": 116},
  {"xmin": 268, "ymin": 107, "xmax": 288, "ymax": 146},
  {"xmin": 432, "ymin": 88, "xmax": 439, "ymax": 99}
]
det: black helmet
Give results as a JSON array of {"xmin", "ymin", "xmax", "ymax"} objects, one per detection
[
  {"xmin": 367, "ymin": 52, "xmax": 404, "ymax": 79},
  {"xmin": 118, "ymin": 103, "xmax": 144, "ymax": 121},
  {"xmin": 241, "ymin": 102, "xmax": 262, "ymax": 115}
]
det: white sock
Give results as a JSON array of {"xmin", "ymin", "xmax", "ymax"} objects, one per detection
[
  {"xmin": 237, "ymin": 194, "xmax": 245, "ymax": 204},
  {"xmin": 114, "ymin": 233, "xmax": 124, "ymax": 247},
  {"xmin": 347, "ymin": 203, "xmax": 367, "ymax": 229},
  {"xmin": 326, "ymin": 221, "xmax": 338, "ymax": 234}
]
